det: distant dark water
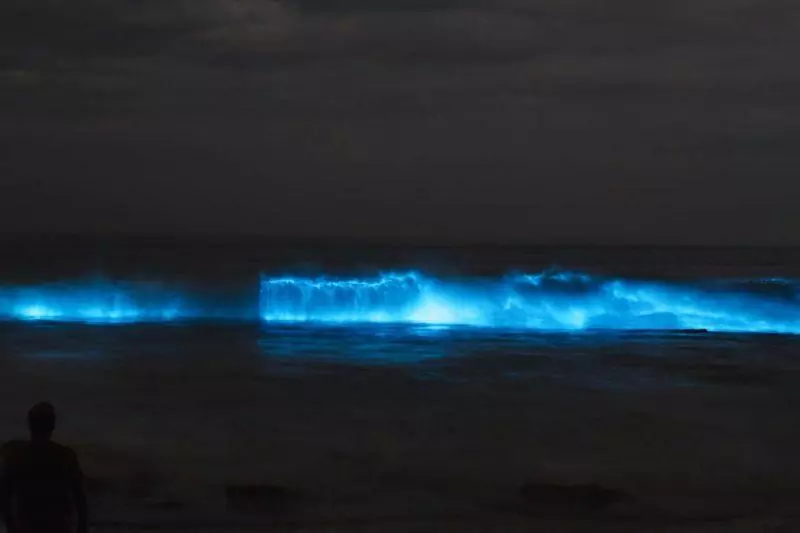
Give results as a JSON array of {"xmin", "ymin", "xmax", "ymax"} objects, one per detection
[{"xmin": 3, "ymin": 238, "xmax": 800, "ymax": 280}]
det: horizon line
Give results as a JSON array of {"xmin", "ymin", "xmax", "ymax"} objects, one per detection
[{"xmin": 0, "ymin": 232, "xmax": 798, "ymax": 249}]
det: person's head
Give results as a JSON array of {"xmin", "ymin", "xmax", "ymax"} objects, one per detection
[{"xmin": 28, "ymin": 402, "xmax": 56, "ymax": 440}]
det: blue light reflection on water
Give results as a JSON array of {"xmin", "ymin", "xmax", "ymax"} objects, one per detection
[
  {"xmin": 2, "ymin": 319, "xmax": 799, "ymax": 389},
  {"xmin": 261, "ymin": 270, "xmax": 800, "ymax": 334},
  {"xmin": 254, "ymin": 323, "xmax": 800, "ymax": 391}
]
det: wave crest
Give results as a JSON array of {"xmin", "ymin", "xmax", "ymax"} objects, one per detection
[{"xmin": 261, "ymin": 270, "xmax": 800, "ymax": 333}]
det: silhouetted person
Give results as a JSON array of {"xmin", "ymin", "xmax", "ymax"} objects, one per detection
[{"xmin": 1, "ymin": 403, "xmax": 87, "ymax": 533}]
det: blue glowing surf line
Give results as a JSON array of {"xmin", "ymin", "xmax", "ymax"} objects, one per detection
[
  {"xmin": 3, "ymin": 270, "xmax": 799, "ymax": 332},
  {"xmin": 260, "ymin": 270, "xmax": 800, "ymax": 334},
  {"xmin": 0, "ymin": 281, "xmax": 185, "ymax": 324}
]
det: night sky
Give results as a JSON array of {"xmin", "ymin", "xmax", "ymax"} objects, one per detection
[{"xmin": 1, "ymin": 0, "xmax": 798, "ymax": 244}]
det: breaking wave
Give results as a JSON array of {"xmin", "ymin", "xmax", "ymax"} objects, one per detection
[
  {"xmin": 260, "ymin": 270, "xmax": 800, "ymax": 333},
  {"xmin": 0, "ymin": 280, "xmax": 188, "ymax": 323},
  {"xmin": 2, "ymin": 270, "xmax": 799, "ymax": 333}
]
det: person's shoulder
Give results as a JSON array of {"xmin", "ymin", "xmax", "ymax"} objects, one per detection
[
  {"xmin": 1, "ymin": 440, "xmax": 28, "ymax": 468},
  {"xmin": 1, "ymin": 440, "xmax": 28, "ymax": 457}
]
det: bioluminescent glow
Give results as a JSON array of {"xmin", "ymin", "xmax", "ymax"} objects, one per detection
[
  {"xmin": 0, "ymin": 281, "xmax": 185, "ymax": 323},
  {"xmin": 260, "ymin": 271, "xmax": 800, "ymax": 334},
  {"xmin": 4, "ymin": 271, "xmax": 800, "ymax": 332}
]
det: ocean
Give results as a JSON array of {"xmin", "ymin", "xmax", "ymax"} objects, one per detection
[{"xmin": 1, "ymin": 239, "xmax": 799, "ymax": 530}]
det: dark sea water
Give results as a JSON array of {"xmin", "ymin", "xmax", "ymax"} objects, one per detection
[{"xmin": 1, "ymin": 240, "xmax": 800, "ymax": 524}]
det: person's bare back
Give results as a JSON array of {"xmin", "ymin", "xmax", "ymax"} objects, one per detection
[{"xmin": 1, "ymin": 403, "xmax": 87, "ymax": 533}]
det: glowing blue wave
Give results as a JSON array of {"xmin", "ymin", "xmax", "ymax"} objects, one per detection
[
  {"xmin": 4, "ymin": 271, "xmax": 800, "ymax": 332},
  {"xmin": 260, "ymin": 271, "xmax": 800, "ymax": 334},
  {"xmin": 0, "ymin": 281, "xmax": 185, "ymax": 323}
]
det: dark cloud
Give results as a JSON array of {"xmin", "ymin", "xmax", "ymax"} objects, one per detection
[
  {"xmin": 3, "ymin": 0, "xmax": 799, "ymax": 71},
  {"xmin": 289, "ymin": 0, "xmax": 469, "ymax": 13},
  {"xmin": 1, "ymin": 0, "xmax": 799, "ymax": 243},
  {"xmin": 0, "ymin": 1, "xmax": 188, "ymax": 64}
]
